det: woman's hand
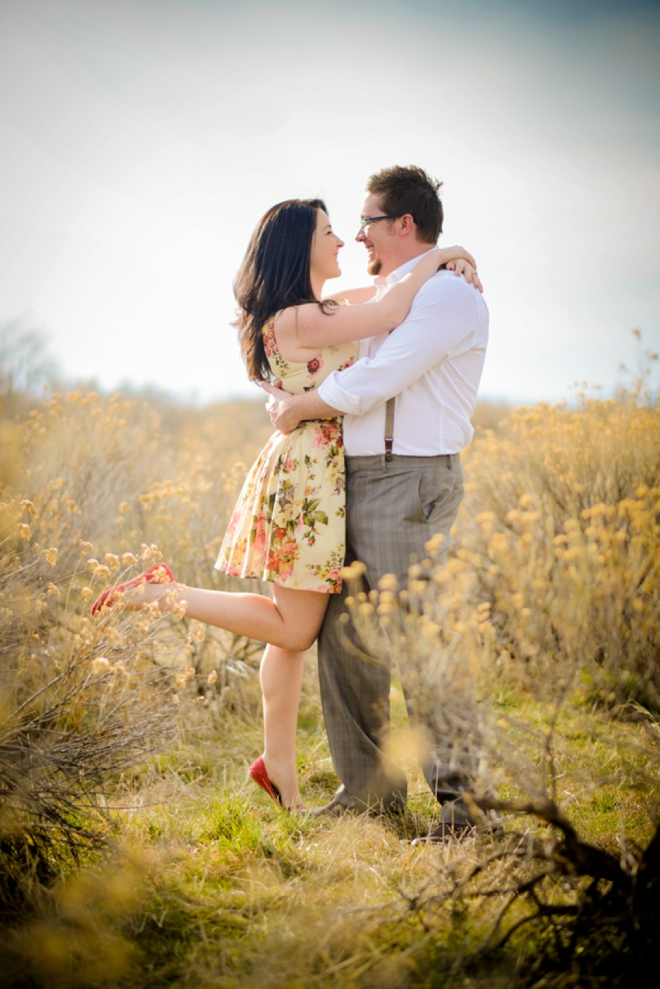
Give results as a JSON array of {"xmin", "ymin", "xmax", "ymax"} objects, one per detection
[
  {"xmin": 412, "ymin": 246, "xmax": 483, "ymax": 292},
  {"xmin": 435, "ymin": 244, "xmax": 477, "ymax": 269},
  {"xmin": 446, "ymin": 258, "xmax": 483, "ymax": 292},
  {"xmin": 428, "ymin": 245, "xmax": 483, "ymax": 292}
]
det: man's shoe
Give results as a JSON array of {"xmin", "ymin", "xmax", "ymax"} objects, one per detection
[
  {"xmin": 309, "ymin": 797, "xmax": 356, "ymax": 818},
  {"xmin": 411, "ymin": 822, "xmax": 476, "ymax": 846}
]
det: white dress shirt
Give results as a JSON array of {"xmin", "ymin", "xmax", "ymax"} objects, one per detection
[{"xmin": 317, "ymin": 252, "xmax": 489, "ymax": 456}]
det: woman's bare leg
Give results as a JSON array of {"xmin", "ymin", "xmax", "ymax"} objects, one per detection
[
  {"xmin": 126, "ymin": 581, "xmax": 329, "ymax": 653},
  {"xmin": 259, "ymin": 644, "xmax": 305, "ymax": 808},
  {"xmin": 122, "ymin": 580, "xmax": 329, "ymax": 808}
]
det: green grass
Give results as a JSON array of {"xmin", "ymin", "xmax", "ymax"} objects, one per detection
[{"xmin": 3, "ymin": 659, "xmax": 658, "ymax": 989}]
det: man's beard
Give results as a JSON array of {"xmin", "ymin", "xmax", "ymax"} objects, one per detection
[{"xmin": 367, "ymin": 255, "xmax": 381, "ymax": 276}]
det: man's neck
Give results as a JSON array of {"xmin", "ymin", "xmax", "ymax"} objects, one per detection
[{"xmin": 377, "ymin": 241, "xmax": 436, "ymax": 279}]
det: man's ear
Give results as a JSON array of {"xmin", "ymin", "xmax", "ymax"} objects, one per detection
[{"xmin": 397, "ymin": 213, "xmax": 415, "ymax": 237}]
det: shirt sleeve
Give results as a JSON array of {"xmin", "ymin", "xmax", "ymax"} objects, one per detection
[{"xmin": 318, "ymin": 276, "xmax": 479, "ymax": 416}]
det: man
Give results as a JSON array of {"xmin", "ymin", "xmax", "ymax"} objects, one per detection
[{"xmin": 264, "ymin": 165, "xmax": 489, "ymax": 843}]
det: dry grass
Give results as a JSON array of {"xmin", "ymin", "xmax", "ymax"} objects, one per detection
[
  {"xmin": 0, "ymin": 378, "xmax": 658, "ymax": 988},
  {"xmin": 2, "ymin": 686, "xmax": 655, "ymax": 988}
]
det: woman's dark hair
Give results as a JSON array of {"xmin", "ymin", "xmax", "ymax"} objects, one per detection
[{"xmin": 234, "ymin": 198, "xmax": 332, "ymax": 380}]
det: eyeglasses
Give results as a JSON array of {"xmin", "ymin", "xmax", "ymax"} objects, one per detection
[{"xmin": 358, "ymin": 214, "xmax": 399, "ymax": 231}]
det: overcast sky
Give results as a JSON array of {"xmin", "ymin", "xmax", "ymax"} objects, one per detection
[{"xmin": 1, "ymin": 0, "xmax": 658, "ymax": 403}]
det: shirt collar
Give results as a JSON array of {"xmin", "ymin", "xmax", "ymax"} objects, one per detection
[{"xmin": 383, "ymin": 247, "xmax": 438, "ymax": 287}]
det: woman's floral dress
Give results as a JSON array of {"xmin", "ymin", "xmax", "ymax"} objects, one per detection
[{"xmin": 215, "ymin": 314, "xmax": 357, "ymax": 593}]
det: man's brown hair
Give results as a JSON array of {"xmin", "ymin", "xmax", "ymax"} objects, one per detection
[{"xmin": 366, "ymin": 165, "xmax": 443, "ymax": 244}]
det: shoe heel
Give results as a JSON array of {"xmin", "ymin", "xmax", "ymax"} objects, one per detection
[{"xmin": 249, "ymin": 756, "xmax": 282, "ymax": 805}]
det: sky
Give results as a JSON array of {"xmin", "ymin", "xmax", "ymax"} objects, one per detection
[{"xmin": 0, "ymin": 0, "xmax": 658, "ymax": 404}]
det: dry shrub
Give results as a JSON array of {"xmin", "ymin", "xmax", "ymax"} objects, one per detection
[
  {"xmin": 337, "ymin": 374, "xmax": 660, "ymax": 985},
  {"xmin": 340, "ymin": 435, "xmax": 660, "ymax": 987},
  {"xmin": 455, "ymin": 386, "xmax": 660, "ymax": 711},
  {"xmin": 385, "ymin": 807, "xmax": 660, "ymax": 989},
  {"xmin": 7, "ymin": 388, "xmax": 272, "ymax": 699},
  {"xmin": 389, "ymin": 698, "xmax": 660, "ymax": 989},
  {"xmin": 0, "ymin": 534, "xmax": 177, "ymax": 922},
  {"xmin": 0, "ymin": 391, "xmax": 273, "ymax": 926},
  {"xmin": 3, "ymin": 370, "xmax": 658, "ymax": 985},
  {"xmin": 470, "ymin": 398, "xmax": 512, "ymax": 433},
  {"xmin": 343, "ymin": 558, "xmax": 660, "ymax": 987}
]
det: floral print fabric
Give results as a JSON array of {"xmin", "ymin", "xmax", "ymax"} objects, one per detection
[{"xmin": 215, "ymin": 314, "xmax": 357, "ymax": 593}]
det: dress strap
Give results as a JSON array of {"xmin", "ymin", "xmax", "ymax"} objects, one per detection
[{"xmin": 262, "ymin": 311, "xmax": 284, "ymax": 358}]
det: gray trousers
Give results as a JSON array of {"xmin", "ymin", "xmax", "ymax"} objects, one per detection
[{"xmin": 317, "ymin": 452, "xmax": 475, "ymax": 824}]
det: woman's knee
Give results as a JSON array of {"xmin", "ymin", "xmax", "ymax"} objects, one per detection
[
  {"xmin": 285, "ymin": 629, "xmax": 317, "ymax": 652},
  {"xmin": 271, "ymin": 588, "xmax": 327, "ymax": 652}
]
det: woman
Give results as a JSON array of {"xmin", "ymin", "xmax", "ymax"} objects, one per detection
[{"xmin": 92, "ymin": 199, "xmax": 478, "ymax": 809}]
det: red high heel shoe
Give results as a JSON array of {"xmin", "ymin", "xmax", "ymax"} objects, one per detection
[
  {"xmin": 90, "ymin": 563, "xmax": 175, "ymax": 616},
  {"xmin": 249, "ymin": 756, "xmax": 306, "ymax": 812}
]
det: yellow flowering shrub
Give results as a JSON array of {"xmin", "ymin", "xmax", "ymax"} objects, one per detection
[
  {"xmin": 0, "ymin": 390, "xmax": 274, "ymax": 917},
  {"xmin": 455, "ymin": 389, "xmax": 660, "ymax": 709},
  {"xmin": 342, "ymin": 387, "xmax": 659, "ymax": 713}
]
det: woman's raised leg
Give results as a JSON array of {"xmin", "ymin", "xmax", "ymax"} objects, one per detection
[
  {"xmin": 109, "ymin": 579, "xmax": 329, "ymax": 809},
  {"xmin": 120, "ymin": 580, "xmax": 329, "ymax": 652}
]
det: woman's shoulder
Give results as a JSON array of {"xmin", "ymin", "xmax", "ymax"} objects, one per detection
[
  {"xmin": 267, "ymin": 302, "xmax": 318, "ymax": 348},
  {"xmin": 324, "ymin": 286, "xmax": 378, "ymax": 305}
]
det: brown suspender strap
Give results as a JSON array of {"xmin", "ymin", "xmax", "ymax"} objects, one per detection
[
  {"xmin": 384, "ymin": 316, "xmax": 396, "ymax": 461},
  {"xmin": 384, "ymin": 396, "xmax": 395, "ymax": 462}
]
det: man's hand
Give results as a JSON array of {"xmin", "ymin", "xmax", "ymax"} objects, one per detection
[
  {"xmin": 260, "ymin": 381, "xmax": 303, "ymax": 434},
  {"xmin": 446, "ymin": 258, "xmax": 483, "ymax": 293}
]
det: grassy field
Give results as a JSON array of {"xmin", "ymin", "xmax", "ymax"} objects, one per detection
[{"xmin": 1, "ymin": 378, "xmax": 659, "ymax": 988}]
